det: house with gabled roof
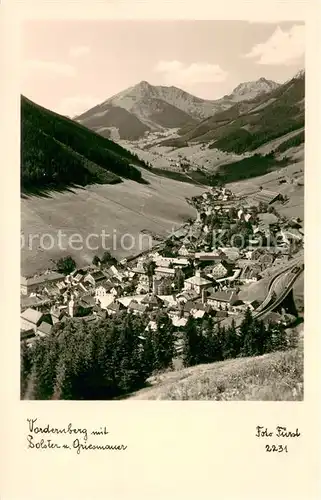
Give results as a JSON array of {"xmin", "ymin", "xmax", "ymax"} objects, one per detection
[
  {"xmin": 96, "ymin": 293, "xmax": 115, "ymax": 310},
  {"xmin": 141, "ymin": 293, "xmax": 164, "ymax": 309},
  {"xmin": 206, "ymin": 290, "xmax": 241, "ymax": 311},
  {"xmin": 56, "ymin": 281, "xmax": 67, "ymax": 293},
  {"xmin": 184, "ymin": 271, "xmax": 212, "ymax": 295},
  {"xmin": 95, "ymin": 283, "xmax": 113, "ymax": 298},
  {"xmin": 20, "ymin": 308, "xmax": 46, "ymax": 332},
  {"xmin": 176, "ymin": 289, "xmax": 199, "ymax": 303},
  {"xmin": 84, "ymin": 270, "xmax": 107, "ymax": 287},
  {"xmin": 36, "ymin": 322, "xmax": 53, "ymax": 337},
  {"xmin": 106, "ymin": 301, "xmax": 124, "ymax": 316},
  {"xmin": 155, "ymin": 266, "xmax": 176, "ymax": 278},
  {"xmin": 194, "ymin": 251, "xmax": 225, "ymax": 262},
  {"xmin": 178, "ymin": 244, "xmax": 192, "ymax": 257},
  {"xmin": 50, "ymin": 304, "xmax": 67, "ymax": 324},
  {"xmin": 20, "ymin": 295, "xmax": 51, "ymax": 313},
  {"xmin": 211, "ymin": 262, "xmax": 229, "ymax": 280},
  {"xmin": 21, "ymin": 271, "xmax": 65, "ymax": 296},
  {"xmin": 127, "ymin": 301, "xmax": 148, "ymax": 316}
]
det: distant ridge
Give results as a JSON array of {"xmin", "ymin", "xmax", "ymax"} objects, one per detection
[
  {"xmin": 76, "ymin": 77, "xmax": 280, "ymax": 140},
  {"xmin": 160, "ymin": 69, "xmax": 304, "ymax": 151}
]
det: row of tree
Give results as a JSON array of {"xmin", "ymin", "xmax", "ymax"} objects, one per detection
[
  {"xmin": 182, "ymin": 308, "xmax": 290, "ymax": 367},
  {"xmin": 21, "ymin": 311, "xmax": 174, "ymax": 400},
  {"xmin": 21, "ymin": 308, "xmax": 293, "ymax": 400}
]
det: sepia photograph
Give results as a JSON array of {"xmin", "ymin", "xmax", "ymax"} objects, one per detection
[{"xmin": 20, "ymin": 19, "xmax": 305, "ymax": 401}]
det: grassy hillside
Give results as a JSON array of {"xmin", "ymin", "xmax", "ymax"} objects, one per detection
[
  {"xmin": 128, "ymin": 343, "xmax": 303, "ymax": 400},
  {"xmin": 21, "ymin": 96, "xmax": 148, "ymax": 191},
  {"xmin": 274, "ymin": 130, "xmax": 304, "ymax": 153},
  {"xmin": 212, "ymin": 153, "xmax": 290, "ymax": 184},
  {"xmin": 21, "ymin": 167, "xmax": 205, "ymax": 275}
]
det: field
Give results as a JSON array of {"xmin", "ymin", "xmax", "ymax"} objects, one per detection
[
  {"xmin": 21, "ymin": 168, "xmax": 205, "ymax": 275},
  {"xmin": 128, "ymin": 341, "xmax": 303, "ymax": 401},
  {"xmin": 228, "ymin": 153, "xmax": 304, "ymax": 221}
]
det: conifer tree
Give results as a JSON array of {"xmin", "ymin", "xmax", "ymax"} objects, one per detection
[
  {"xmin": 222, "ymin": 320, "xmax": 239, "ymax": 359},
  {"xmin": 153, "ymin": 312, "xmax": 175, "ymax": 371},
  {"xmin": 142, "ymin": 328, "xmax": 156, "ymax": 377},
  {"xmin": 20, "ymin": 341, "xmax": 32, "ymax": 399},
  {"xmin": 183, "ymin": 317, "xmax": 203, "ymax": 367}
]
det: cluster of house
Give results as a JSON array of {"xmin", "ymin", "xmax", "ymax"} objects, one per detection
[{"xmin": 20, "ymin": 186, "xmax": 304, "ymax": 346}]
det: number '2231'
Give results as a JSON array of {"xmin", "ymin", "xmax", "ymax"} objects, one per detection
[{"xmin": 265, "ymin": 444, "xmax": 288, "ymax": 453}]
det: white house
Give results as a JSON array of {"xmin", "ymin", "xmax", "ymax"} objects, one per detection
[
  {"xmin": 207, "ymin": 290, "xmax": 239, "ymax": 311},
  {"xmin": 95, "ymin": 285, "xmax": 111, "ymax": 298},
  {"xmin": 212, "ymin": 262, "xmax": 229, "ymax": 280},
  {"xmin": 178, "ymin": 244, "xmax": 190, "ymax": 256},
  {"xmin": 97, "ymin": 294, "xmax": 116, "ymax": 310},
  {"xmin": 184, "ymin": 271, "xmax": 212, "ymax": 295}
]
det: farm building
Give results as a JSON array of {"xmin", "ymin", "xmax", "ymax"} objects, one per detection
[
  {"xmin": 206, "ymin": 290, "xmax": 239, "ymax": 311},
  {"xmin": 253, "ymin": 189, "xmax": 283, "ymax": 205},
  {"xmin": 155, "ymin": 266, "xmax": 176, "ymax": 278},
  {"xmin": 20, "ymin": 307, "xmax": 51, "ymax": 334},
  {"xmin": 20, "ymin": 271, "xmax": 65, "ymax": 296}
]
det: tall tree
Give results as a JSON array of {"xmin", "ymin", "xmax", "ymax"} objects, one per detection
[
  {"xmin": 222, "ymin": 320, "xmax": 239, "ymax": 359},
  {"xmin": 143, "ymin": 260, "xmax": 156, "ymax": 292},
  {"xmin": 174, "ymin": 268, "xmax": 185, "ymax": 292},
  {"xmin": 182, "ymin": 317, "xmax": 203, "ymax": 367},
  {"xmin": 153, "ymin": 311, "xmax": 175, "ymax": 371},
  {"xmin": 56, "ymin": 255, "xmax": 76, "ymax": 275}
]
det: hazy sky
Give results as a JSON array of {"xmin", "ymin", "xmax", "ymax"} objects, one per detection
[{"xmin": 22, "ymin": 20, "xmax": 305, "ymax": 117}]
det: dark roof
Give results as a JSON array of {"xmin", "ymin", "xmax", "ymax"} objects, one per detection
[
  {"xmin": 248, "ymin": 299, "xmax": 262, "ymax": 308},
  {"xmin": 193, "ymin": 301, "xmax": 210, "ymax": 311},
  {"xmin": 141, "ymin": 293, "xmax": 163, "ymax": 306},
  {"xmin": 21, "ymin": 329, "xmax": 36, "ymax": 340},
  {"xmin": 183, "ymin": 301, "xmax": 195, "ymax": 312},
  {"xmin": 80, "ymin": 295, "xmax": 96, "ymax": 307},
  {"xmin": 89, "ymin": 271, "xmax": 106, "ymax": 281},
  {"xmin": 37, "ymin": 322, "xmax": 52, "ymax": 335},
  {"xmin": 215, "ymin": 310, "xmax": 229, "ymax": 318},
  {"xmin": 107, "ymin": 302, "xmax": 122, "ymax": 312},
  {"xmin": 254, "ymin": 190, "xmax": 282, "ymax": 204},
  {"xmin": 128, "ymin": 301, "xmax": 148, "ymax": 313},
  {"xmin": 208, "ymin": 290, "xmax": 238, "ymax": 304}
]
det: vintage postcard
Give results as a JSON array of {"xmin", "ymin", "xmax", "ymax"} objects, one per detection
[{"xmin": 1, "ymin": 0, "xmax": 320, "ymax": 498}]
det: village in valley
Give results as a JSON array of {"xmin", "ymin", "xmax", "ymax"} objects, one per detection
[{"xmin": 21, "ymin": 183, "xmax": 304, "ymax": 356}]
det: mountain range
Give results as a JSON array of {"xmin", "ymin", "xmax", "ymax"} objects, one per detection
[
  {"xmin": 21, "ymin": 69, "xmax": 304, "ymax": 194},
  {"xmin": 167, "ymin": 69, "xmax": 305, "ymax": 151},
  {"xmin": 76, "ymin": 78, "xmax": 280, "ymax": 140}
]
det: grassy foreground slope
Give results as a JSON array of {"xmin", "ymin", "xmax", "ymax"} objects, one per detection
[
  {"xmin": 128, "ymin": 342, "xmax": 303, "ymax": 401},
  {"xmin": 21, "ymin": 96, "xmax": 147, "ymax": 191}
]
